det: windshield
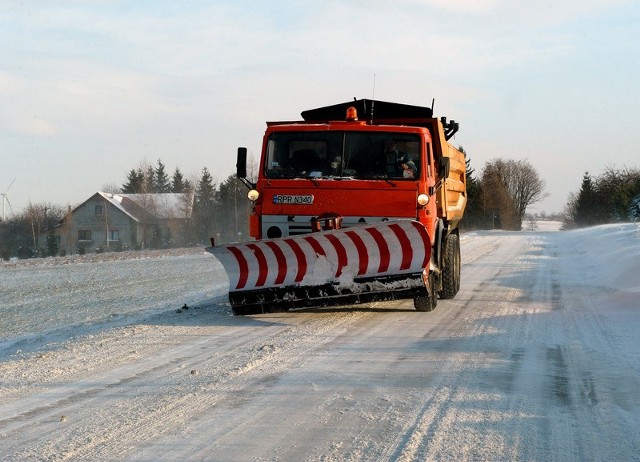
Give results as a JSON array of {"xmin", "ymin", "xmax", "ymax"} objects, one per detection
[{"xmin": 264, "ymin": 131, "xmax": 421, "ymax": 180}]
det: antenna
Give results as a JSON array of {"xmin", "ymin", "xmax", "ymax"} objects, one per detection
[
  {"xmin": 372, "ymin": 73, "xmax": 377, "ymax": 99},
  {"xmin": 1, "ymin": 177, "xmax": 15, "ymax": 221},
  {"xmin": 370, "ymin": 74, "xmax": 376, "ymax": 123}
]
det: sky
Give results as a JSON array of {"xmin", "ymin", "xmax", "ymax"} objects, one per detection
[{"xmin": 1, "ymin": 0, "xmax": 639, "ymax": 217}]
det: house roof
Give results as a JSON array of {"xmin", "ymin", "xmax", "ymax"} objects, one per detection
[{"xmin": 94, "ymin": 192, "xmax": 194, "ymax": 223}]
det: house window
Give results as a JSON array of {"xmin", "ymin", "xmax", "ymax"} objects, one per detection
[
  {"xmin": 78, "ymin": 230, "xmax": 92, "ymax": 241},
  {"xmin": 108, "ymin": 230, "xmax": 120, "ymax": 242},
  {"xmin": 95, "ymin": 205, "xmax": 103, "ymax": 215}
]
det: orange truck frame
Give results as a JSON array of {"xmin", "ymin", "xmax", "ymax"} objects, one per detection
[{"xmin": 211, "ymin": 99, "xmax": 466, "ymax": 315}]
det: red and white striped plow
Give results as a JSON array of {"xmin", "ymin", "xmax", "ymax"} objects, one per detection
[{"xmin": 207, "ymin": 220, "xmax": 432, "ymax": 313}]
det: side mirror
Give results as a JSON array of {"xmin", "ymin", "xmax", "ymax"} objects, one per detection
[
  {"xmin": 439, "ymin": 156, "xmax": 450, "ymax": 179},
  {"xmin": 236, "ymin": 147, "xmax": 247, "ymax": 178}
]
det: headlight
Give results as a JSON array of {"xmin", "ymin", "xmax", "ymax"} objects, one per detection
[
  {"xmin": 247, "ymin": 189, "xmax": 260, "ymax": 202},
  {"xmin": 417, "ymin": 194, "xmax": 430, "ymax": 206}
]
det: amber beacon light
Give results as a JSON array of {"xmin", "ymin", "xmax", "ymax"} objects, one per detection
[{"xmin": 345, "ymin": 106, "xmax": 358, "ymax": 121}]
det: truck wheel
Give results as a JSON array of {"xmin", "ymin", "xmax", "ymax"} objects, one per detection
[
  {"xmin": 439, "ymin": 232, "xmax": 461, "ymax": 299},
  {"xmin": 414, "ymin": 272, "xmax": 438, "ymax": 312}
]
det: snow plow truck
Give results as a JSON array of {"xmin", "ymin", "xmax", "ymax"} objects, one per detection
[{"xmin": 207, "ymin": 99, "xmax": 467, "ymax": 315}]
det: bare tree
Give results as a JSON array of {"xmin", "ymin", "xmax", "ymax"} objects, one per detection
[
  {"xmin": 246, "ymin": 152, "xmax": 260, "ymax": 183},
  {"xmin": 24, "ymin": 202, "xmax": 46, "ymax": 254},
  {"xmin": 481, "ymin": 166, "xmax": 517, "ymax": 229},
  {"xmin": 59, "ymin": 205, "xmax": 74, "ymax": 255},
  {"xmin": 101, "ymin": 183, "xmax": 121, "ymax": 194},
  {"xmin": 562, "ymin": 191, "xmax": 578, "ymax": 230},
  {"xmin": 21, "ymin": 202, "xmax": 64, "ymax": 255},
  {"xmin": 482, "ymin": 159, "xmax": 547, "ymax": 229}
]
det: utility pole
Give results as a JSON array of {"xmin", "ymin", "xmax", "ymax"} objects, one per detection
[
  {"xmin": 67, "ymin": 205, "xmax": 73, "ymax": 255},
  {"xmin": 104, "ymin": 196, "xmax": 109, "ymax": 250}
]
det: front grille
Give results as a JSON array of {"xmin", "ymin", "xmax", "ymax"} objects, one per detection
[
  {"xmin": 288, "ymin": 224, "xmax": 313, "ymax": 235},
  {"xmin": 263, "ymin": 216, "xmax": 409, "ymax": 238}
]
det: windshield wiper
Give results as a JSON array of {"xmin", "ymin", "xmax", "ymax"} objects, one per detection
[{"xmin": 354, "ymin": 175, "xmax": 397, "ymax": 187}]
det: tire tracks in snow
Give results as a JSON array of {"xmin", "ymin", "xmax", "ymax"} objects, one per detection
[
  {"xmin": 2, "ymin": 232, "xmax": 639, "ymax": 461},
  {"xmin": 1, "ymin": 307, "xmax": 371, "ymax": 461},
  {"xmin": 379, "ymin": 233, "xmax": 560, "ymax": 461}
]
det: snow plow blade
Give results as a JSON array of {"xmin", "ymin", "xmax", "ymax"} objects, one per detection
[{"xmin": 207, "ymin": 220, "xmax": 431, "ymax": 314}]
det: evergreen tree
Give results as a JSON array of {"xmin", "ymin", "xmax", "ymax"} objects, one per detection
[
  {"xmin": 195, "ymin": 167, "xmax": 216, "ymax": 205},
  {"xmin": 459, "ymin": 151, "xmax": 485, "ymax": 230},
  {"xmin": 630, "ymin": 194, "xmax": 640, "ymax": 221},
  {"xmin": 574, "ymin": 172, "xmax": 598, "ymax": 227},
  {"xmin": 143, "ymin": 165, "xmax": 155, "ymax": 193},
  {"xmin": 192, "ymin": 167, "xmax": 217, "ymax": 243},
  {"xmin": 171, "ymin": 167, "xmax": 188, "ymax": 193},
  {"xmin": 121, "ymin": 169, "xmax": 144, "ymax": 193},
  {"xmin": 216, "ymin": 174, "xmax": 250, "ymax": 243},
  {"xmin": 47, "ymin": 227, "xmax": 60, "ymax": 257},
  {"xmin": 154, "ymin": 159, "xmax": 171, "ymax": 193}
]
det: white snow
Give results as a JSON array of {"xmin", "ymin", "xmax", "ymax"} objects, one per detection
[{"xmin": 1, "ymin": 223, "xmax": 639, "ymax": 461}]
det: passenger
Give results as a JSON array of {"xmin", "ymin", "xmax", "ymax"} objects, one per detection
[
  {"xmin": 384, "ymin": 140, "xmax": 416, "ymax": 178},
  {"xmin": 401, "ymin": 155, "xmax": 417, "ymax": 179}
]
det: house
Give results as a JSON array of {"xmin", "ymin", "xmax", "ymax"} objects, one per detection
[{"xmin": 53, "ymin": 192, "xmax": 194, "ymax": 254}]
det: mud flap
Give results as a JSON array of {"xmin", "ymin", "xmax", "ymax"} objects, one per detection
[{"xmin": 207, "ymin": 220, "xmax": 431, "ymax": 313}]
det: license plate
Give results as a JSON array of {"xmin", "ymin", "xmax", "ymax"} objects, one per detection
[{"xmin": 273, "ymin": 194, "xmax": 314, "ymax": 205}]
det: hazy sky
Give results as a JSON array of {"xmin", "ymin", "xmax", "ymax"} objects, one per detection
[{"xmin": 1, "ymin": 0, "xmax": 638, "ymax": 216}]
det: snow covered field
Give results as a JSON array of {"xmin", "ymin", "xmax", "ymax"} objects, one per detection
[{"xmin": 1, "ymin": 223, "xmax": 639, "ymax": 461}]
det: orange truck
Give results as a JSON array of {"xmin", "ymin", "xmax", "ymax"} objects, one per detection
[{"xmin": 208, "ymin": 99, "xmax": 466, "ymax": 315}]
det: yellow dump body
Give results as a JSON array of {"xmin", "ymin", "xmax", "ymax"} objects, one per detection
[{"xmin": 432, "ymin": 120, "xmax": 467, "ymax": 229}]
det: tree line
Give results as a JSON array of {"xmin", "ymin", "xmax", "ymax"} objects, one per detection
[
  {"xmin": 116, "ymin": 159, "xmax": 254, "ymax": 248},
  {"xmin": 0, "ymin": 152, "xmax": 549, "ymax": 259},
  {"xmin": 6, "ymin": 151, "xmax": 636, "ymax": 260},
  {"xmin": 0, "ymin": 159, "xmax": 252, "ymax": 260},
  {"xmin": 563, "ymin": 167, "xmax": 640, "ymax": 228},
  {"xmin": 461, "ymin": 152, "xmax": 548, "ymax": 231}
]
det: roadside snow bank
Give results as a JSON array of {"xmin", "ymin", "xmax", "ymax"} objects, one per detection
[
  {"xmin": 0, "ymin": 248, "xmax": 227, "ymax": 358},
  {"xmin": 563, "ymin": 223, "xmax": 640, "ymax": 292},
  {"xmin": 0, "ymin": 247, "xmax": 206, "ymax": 268}
]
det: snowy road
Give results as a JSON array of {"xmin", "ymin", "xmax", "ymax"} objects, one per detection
[{"xmin": 1, "ymin": 225, "xmax": 639, "ymax": 461}]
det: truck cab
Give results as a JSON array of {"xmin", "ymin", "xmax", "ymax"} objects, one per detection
[{"xmin": 237, "ymin": 100, "xmax": 464, "ymax": 248}]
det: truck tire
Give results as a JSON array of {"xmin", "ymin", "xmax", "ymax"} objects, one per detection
[
  {"xmin": 439, "ymin": 232, "xmax": 460, "ymax": 299},
  {"xmin": 414, "ymin": 272, "xmax": 438, "ymax": 312}
]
